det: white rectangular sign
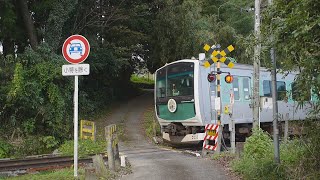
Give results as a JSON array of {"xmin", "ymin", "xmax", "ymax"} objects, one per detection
[
  {"xmin": 215, "ymin": 97, "xmax": 221, "ymax": 110},
  {"xmin": 62, "ymin": 64, "xmax": 90, "ymax": 76}
]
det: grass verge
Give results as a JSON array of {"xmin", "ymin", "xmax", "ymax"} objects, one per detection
[
  {"xmin": 6, "ymin": 168, "xmax": 85, "ymax": 180},
  {"xmin": 143, "ymin": 107, "xmax": 161, "ymax": 139}
]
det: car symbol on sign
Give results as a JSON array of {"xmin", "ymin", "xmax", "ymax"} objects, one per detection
[{"xmin": 69, "ymin": 43, "xmax": 83, "ymax": 55}]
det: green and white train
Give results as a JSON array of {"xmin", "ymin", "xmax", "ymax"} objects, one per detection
[{"xmin": 154, "ymin": 59, "xmax": 314, "ymax": 144}]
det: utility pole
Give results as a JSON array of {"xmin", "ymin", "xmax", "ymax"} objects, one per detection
[
  {"xmin": 268, "ymin": 0, "xmax": 280, "ymax": 164},
  {"xmin": 253, "ymin": 0, "xmax": 261, "ymax": 128}
]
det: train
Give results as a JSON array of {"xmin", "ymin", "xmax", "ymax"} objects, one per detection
[{"xmin": 154, "ymin": 59, "xmax": 314, "ymax": 144}]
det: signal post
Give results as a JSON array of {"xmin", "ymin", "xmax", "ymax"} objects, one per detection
[{"xmin": 202, "ymin": 44, "xmax": 235, "ymax": 155}]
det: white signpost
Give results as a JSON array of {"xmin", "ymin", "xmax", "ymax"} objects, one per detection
[{"xmin": 62, "ymin": 35, "xmax": 90, "ymax": 177}]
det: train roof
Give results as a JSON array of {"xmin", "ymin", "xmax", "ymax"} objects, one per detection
[{"xmin": 156, "ymin": 59, "xmax": 299, "ymax": 75}]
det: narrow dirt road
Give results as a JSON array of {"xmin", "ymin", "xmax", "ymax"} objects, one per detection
[{"xmin": 105, "ymin": 90, "xmax": 232, "ymax": 180}]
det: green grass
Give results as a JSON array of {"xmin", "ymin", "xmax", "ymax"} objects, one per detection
[
  {"xmin": 143, "ymin": 107, "xmax": 161, "ymax": 139},
  {"xmin": 6, "ymin": 168, "xmax": 85, "ymax": 180},
  {"xmin": 5, "ymin": 166, "xmax": 129, "ymax": 180},
  {"xmin": 58, "ymin": 140, "xmax": 107, "ymax": 158},
  {"xmin": 130, "ymin": 74, "xmax": 154, "ymax": 85}
]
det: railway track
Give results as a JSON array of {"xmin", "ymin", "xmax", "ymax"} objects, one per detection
[
  {"xmin": 0, "ymin": 154, "xmax": 107, "ymax": 172},
  {"xmin": 120, "ymin": 144, "xmax": 202, "ymax": 158}
]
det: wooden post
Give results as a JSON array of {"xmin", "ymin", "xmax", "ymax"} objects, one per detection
[
  {"xmin": 92, "ymin": 154, "xmax": 109, "ymax": 178},
  {"xmin": 284, "ymin": 119, "xmax": 289, "ymax": 142},
  {"xmin": 85, "ymin": 167, "xmax": 97, "ymax": 180},
  {"xmin": 114, "ymin": 142, "xmax": 120, "ymax": 169},
  {"xmin": 106, "ymin": 126, "xmax": 115, "ymax": 172},
  {"xmin": 120, "ymin": 155, "xmax": 127, "ymax": 167}
]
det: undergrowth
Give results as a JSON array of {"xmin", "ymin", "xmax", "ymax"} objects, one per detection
[
  {"xmin": 232, "ymin": 124, "xmax": 320, "ymax": 180},
  {"xmin": 58, "ymin": 140, "xmax": 106, "ymax": 158}
]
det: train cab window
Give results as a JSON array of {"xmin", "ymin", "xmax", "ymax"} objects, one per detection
[
  {"xmin": 156, "ymin": 68, "xmax": 166, "ymax": 98},
  {"xmin": 263, "ymin": 80, "xmax": 287, "ymax": 100},
  {"xmin": 166, "ymin": 63, "xmax": 194, "ymax": 97},
  {"xmin": 242, "ymin": 77, "xmax": 250, "ymax": 100},
  {"xmin": 232, "ymin": 77, "xmax": 240, "ymax": 100}
]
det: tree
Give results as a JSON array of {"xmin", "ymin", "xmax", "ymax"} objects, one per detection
[
  {"xmin": 17, "ymin": 0, "xmax": 38, "ymax": 49},
  {"xmin": 262, "ymin": 0, "xmax": 320, "ymax": 101}
]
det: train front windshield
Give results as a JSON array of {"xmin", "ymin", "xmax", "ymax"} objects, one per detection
[{"xmin": 156, "ymin": 62, "xmax": 194, "ymax": 99}]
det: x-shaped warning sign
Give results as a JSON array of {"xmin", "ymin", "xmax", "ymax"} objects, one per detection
[{"xmin": 203, "ymin": 44, "xmax": 235, "ymax": 68}]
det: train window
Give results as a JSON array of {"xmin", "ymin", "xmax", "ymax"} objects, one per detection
[
  {"xmin": 263, "ymin": 80, "xmax": 287, "ymax": 100},
  {"xmin": 242, "ymin": 77, "xmax": 250, "ymax": 100},
  {"xmin": 232, "ymin": 77, "xmax": 240, "ymax": 100},
  {"xmin": 292, "ymin": 82, "xmax": 311, "ymax": 101},
  {"xmin": 277, "ymin": 81, "xmax": 286, "ymax": 100},
  {"xmin": 156, "ymin": 68, "xmax": 166, "ymax": 98},
  {"xmin": 263, "ymin": 80, "xmax": 271, "ymax": 97},
  {"xmin": 166, "ymin": 63, "xmax": 194, "ymax": 97}
]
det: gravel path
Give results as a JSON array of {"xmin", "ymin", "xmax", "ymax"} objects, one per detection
[{"xmin": 104, "ymin": 90, "xmax": 232, "ymax": 180}]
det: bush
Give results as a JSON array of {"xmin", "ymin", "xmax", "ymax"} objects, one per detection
[
  {"xmin": 232, "ymin": 124, "xmax": 320, "ymax": 180},
  {"xmin": 58, "ymin": 140, "xmax": 107, "ymax": 158},
  {"xmin": 280, "ymin": 139, "xmax": 307, "ymax": 179},
  {"xmin": 0, "ymin": 140, "xmax": 13, "ymax": 158},
  {"xmin": 12, "ymin": 136, "xmax": 59, "ymax": 157},
  {"xmin": 232, "ymin": 128, "xmax": 285, "ymax": 180},
  {"xmin": 282, "ymin": 120, "xmax": 320, "ymax": 179}
]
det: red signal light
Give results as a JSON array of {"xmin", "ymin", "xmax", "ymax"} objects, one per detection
[
  {"xmin": 225, "ymin": 74, "xmax": 233, "ymax": 83},
  {"xmin": 207, "ymin": 73, "xmax": 216, "ymax": 82}
]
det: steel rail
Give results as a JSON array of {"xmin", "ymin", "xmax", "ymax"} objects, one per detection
[{"xmin": 0, "ymin": 154, "xmax": 107, "ymax": 172}]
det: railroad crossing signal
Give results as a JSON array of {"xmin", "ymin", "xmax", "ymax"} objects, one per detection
[{"xmin": 203, "ymin": 44, "xmax": 235, "ymax": 68}]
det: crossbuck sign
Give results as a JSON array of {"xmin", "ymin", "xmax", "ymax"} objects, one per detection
[{"xmin": 203, "ymin": 44, "xmax": 235, "ymax": 68}]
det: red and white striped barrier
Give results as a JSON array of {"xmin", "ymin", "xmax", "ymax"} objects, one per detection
[
  {"xmin": 205, "ymin": 124, "xmax": 219, "ymax": 131},
  {"xmin": 203, "ymin": 124, "xmax": 219, "ymax": 151}
]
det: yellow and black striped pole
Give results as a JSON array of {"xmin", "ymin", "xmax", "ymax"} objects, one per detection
[
  {"xmin": 216, "ymin": 61, "xmax": 223, "ymax": 154},
  {"xmin": 216, "ymin": 62, "xmax": 221, "ymax": 125}
]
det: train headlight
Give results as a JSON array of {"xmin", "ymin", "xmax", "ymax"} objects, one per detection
[
  {"xmin": 207, "ymin": 73, "xmax": 216, "ymax": 82},
  {"xmin": 225, "ymin": 74, "xmax": 233, "ymax": 83}
]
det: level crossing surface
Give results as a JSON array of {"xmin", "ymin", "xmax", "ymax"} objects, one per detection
[{"xmin": 104, "ymin": 91, "xmax": 233, "ymax": 180}]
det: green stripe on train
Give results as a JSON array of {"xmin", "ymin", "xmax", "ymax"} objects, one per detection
[{"xmin": 159, "ymin": 103, "xmax": 195, "ymax": 120}]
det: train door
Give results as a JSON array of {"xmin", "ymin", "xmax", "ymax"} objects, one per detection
[
  {"xmin": 220, "ymin": 68, "xmax": 253, "ymax": 124},
  {"xmin": 229, "ymin": 75, "xmax": 253, "ymax": 124}
]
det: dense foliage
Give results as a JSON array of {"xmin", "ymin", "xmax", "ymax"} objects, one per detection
[
  {"xmin": 147, "ymin": 0, "xmax": 255, "ymax": 71},
  {"xmin": 0, "ymin": 0, "xmax": 156, "ymax": 155},
  {"xmin": 233, "ymin": 126, "xmax": 320, "ymax": 179},
  {"xmin": 262, "ymin": 0, "xmax": 320, "ymax": 102}
]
